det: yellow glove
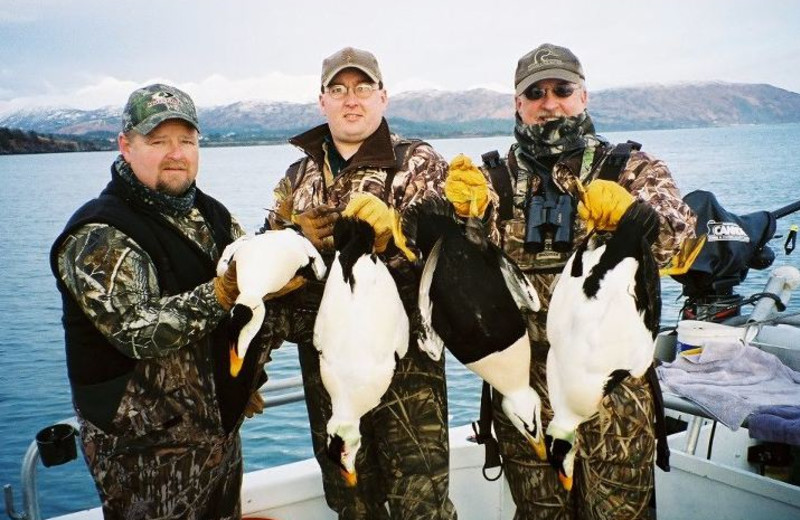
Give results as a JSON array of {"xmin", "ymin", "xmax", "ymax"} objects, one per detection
[
  {"xmin": 342, "ymin": 192, "xmax": 393, "ymax": 253},
  {"xmin": 214, "ymin": 262, "xmax": 239, "ymax": 311},
  {"xmin": 660, "ymin": 235, "xmax": 707, "ymax": 277},
  {"xmin": 576, "ymin": 180, "xmax": 634, "ymax": 232},
  {"xmin": 445, "ymin": 154, "xmax": 489, "ymax": 218}
]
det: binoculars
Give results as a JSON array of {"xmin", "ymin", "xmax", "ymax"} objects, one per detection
[{"xmin": 524, "ymin": 194, "xmax": 574, "ymax": 253}]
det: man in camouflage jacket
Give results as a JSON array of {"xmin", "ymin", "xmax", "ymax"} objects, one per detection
[
  {"xmin": 265, "ymin": 47, "xmax": 457, "ymax": 520},
  {"xmin": 482, "ymin": 44, "xmax": 696, "ymax": 520},
  {"xmin": 51, "ymin": 84, "xmax": 289, "ymax": 519}
]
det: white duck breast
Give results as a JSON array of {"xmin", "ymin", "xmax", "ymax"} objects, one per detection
[
  {"xmin": 545, "ymin": 202, "xmax": 660, "ymax": 491},
  {"xmin": 313, "ymin": 217, "xmax": 409, "ymax": 486},
  {"xmin": 403, "ymin": 196, "xmax": 545, "ymax": 459},
  {"xmin": 224, "ymin": 229, "xmax": 327, "ymax": 377}
]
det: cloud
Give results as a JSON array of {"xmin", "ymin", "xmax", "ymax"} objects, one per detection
[
  {"xmin": 0, "ymin": 72, "xmax": 322, "ymax": 115},
  {"xmin": 182, "ymin": 72, "xmax": 319, "ymax": 106}
]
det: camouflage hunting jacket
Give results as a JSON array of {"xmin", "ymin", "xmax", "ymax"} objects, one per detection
[
  {"xmin": 493, "ymin": 142, "xmax": 696, "ymax": 273},
  {"xmin": 268, "ymin": 119, "xmax": 448, "ymax": 323}
]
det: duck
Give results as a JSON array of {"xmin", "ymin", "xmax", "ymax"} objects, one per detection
[
  {"xmin": 221, "ymin": 229, "xmax": 327, "ymax": 378},
  {"xmin": 545, "ymin": 201, "xmax": 661, "ymax": 491},
  {"xmin": 396, "ymin": 194, "xmax": 545, "ymax": 459},
  {"xmin": 313, "ymin": 216, "xmax": 409, "ymax": 487}
]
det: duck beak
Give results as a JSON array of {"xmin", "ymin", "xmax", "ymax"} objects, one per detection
[
  {"xmin": 530, "ymin": 436, "xmax": 547, "ymax": 462},
  {"xmin": 340, "ymin": 468, "xmax": 358, "ymax": 487},
  {"xmin": 229, "ymin": 344, "xmax": 244, "ymax": 378},
  {"xmin": 558, "ymin": 470, "xmax": 573, "ymax": 491}
]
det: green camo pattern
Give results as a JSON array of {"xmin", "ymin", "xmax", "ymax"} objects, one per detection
[{"xmin": 122, "ymin": 83, "xmax": 199, "ymax": 135}]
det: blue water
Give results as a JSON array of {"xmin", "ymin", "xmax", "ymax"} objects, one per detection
[{"xmin": 2, "ymin": 125, "xmax": 800, "ymax": 517}]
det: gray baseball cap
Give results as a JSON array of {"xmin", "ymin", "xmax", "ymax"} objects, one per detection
[
  {"xmin": 515, "ymin": 44, "xmax": 585, "ymax": 96},
  {"xmin": 122, "ymin": 83, "xmax": 200, "ymax": 135},
  {"xmin": 321, "ymin": 46, "xmax": 382, "ymax": 87}
]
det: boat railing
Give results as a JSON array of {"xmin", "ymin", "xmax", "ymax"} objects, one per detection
[
  {"xmin": 4, "ymin": 375, "xmax": 307, "ymax": 520},
  {"xmin": 8, "ymin": 266, "xmax": 800, "ymax": 519}
]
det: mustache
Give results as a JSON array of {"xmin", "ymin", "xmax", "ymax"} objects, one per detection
[
  {"xmin": 160, "ymin": 161, "xmax": 188, "ymax": 170},
  {"xmin": 535, "ymin": 111, "xmax": 566, "ymax": 119}
]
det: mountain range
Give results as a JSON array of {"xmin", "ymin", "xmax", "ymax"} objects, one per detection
[{"xmin": 2, "ymin": 82, "xmax": 799, "ymax": 150}]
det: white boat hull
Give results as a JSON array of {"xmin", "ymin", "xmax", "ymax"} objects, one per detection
[{"xmin": 657, "ymin": 423, "xmax": 800, "ymax": 520}]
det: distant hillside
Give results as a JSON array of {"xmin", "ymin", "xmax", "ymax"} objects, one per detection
[
  {"xmin": 590, "ymin": 82, "xmax": 800, "ymax": 130},
  {"xmin": 0, "ymin": 126, "xmax": 113, "ymax": 155},
  {"xmin": 1, "ymin": 82, "xmax": 799, "ymax": 151}
]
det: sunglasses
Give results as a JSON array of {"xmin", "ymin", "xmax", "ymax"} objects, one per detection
[{"xmin": 523, "ymin": 83, "xmax": 580, "ymax": 101}]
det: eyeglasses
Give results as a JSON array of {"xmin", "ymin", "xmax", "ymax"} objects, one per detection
[
  {"xmin": 325, "ymin": 83, "xmax": 380, "ymax": 100},
  {"xmin": 523, "ymin": 83, "xmax": 580, "ymax": 101}
]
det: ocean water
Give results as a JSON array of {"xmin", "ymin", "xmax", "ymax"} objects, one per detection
[{"xmin": 2, "ymin": 125, "xmax": 800, "ymax": 517}]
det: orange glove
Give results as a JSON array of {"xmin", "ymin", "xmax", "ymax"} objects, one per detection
[
  {"xmin": 214, "ymin": 262, "xmax": 239, "ymax": 311},
  {"xmin": 342, "ymin": 193, "xmax": 393, "ymax": 253},
  {"xmin": 291, "ymin": 206, "xmax": 340, "ymax": 251},
  {"xmin": 576, "ymin": 180, "xmax": 634, "ymax": 232}
]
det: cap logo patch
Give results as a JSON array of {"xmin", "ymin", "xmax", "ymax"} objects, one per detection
[
  {"xmin": 147, "ymin": 91, "xmax": 181, "ymax": 110},
  {"xmin": 529, "ymin": 48, "xmax": 559, "ymax": 70}
]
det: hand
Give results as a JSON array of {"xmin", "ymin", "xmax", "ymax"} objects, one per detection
[
  {"xmin": 291, "ymin": 206, "xmax": 340, "ymax": 251},
  {"xmin": 214, "ymin": 261, "xmax": 239, "ymax": 311},
  {"xmin": 576, "ymin": 180, "xmax": 634, "ymax": 232},
  {"xmin": 264, "ymin": 274, "xmax": 307, "ymax": 300},
  {"xmin": 445, "ymin": 154, "xmax": 489, "ymax": 218},
  {"xmin": 342, "ymin": 192, "xmax": 393, "ymax": 253},
  {"xmin": 243, "ymin": 390, "xmax": 264, "ymax": 419}
]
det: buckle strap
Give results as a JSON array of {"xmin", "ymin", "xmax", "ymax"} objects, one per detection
[{"xmin": 471, "ymin": 381, "xmax": 504, "ymax": 481}]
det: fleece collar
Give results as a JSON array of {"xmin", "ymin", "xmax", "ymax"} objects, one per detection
[{"xmin": 289, "ymin": 118, "xmax": 397, "ymax": 174}]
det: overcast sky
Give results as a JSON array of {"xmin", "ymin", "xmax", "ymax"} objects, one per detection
[{"xmin": 1, "ymin": 0, "xmax": 798, "ymax": 114}]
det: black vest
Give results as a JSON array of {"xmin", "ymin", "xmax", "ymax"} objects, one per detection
[{"xmin": 49, "ymin": 168, "xmax": 248, "ymax": 432}]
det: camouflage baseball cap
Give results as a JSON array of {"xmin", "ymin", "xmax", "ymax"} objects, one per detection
[
  {"xmin": 515, "ymin": 43, "xmax": 585, "ymax": 96},
  {"xmin": 122, "ymin": 83, "xmax": 200, "ymax": 135},
  {"xmin": 321, "ymin": 46, "xmax": 382, "ymax": 87}
]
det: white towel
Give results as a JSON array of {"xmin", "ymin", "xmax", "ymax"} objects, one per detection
[{"xmin": 656, "ymin": 339, "xmax": 800, "ymax": 429}]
